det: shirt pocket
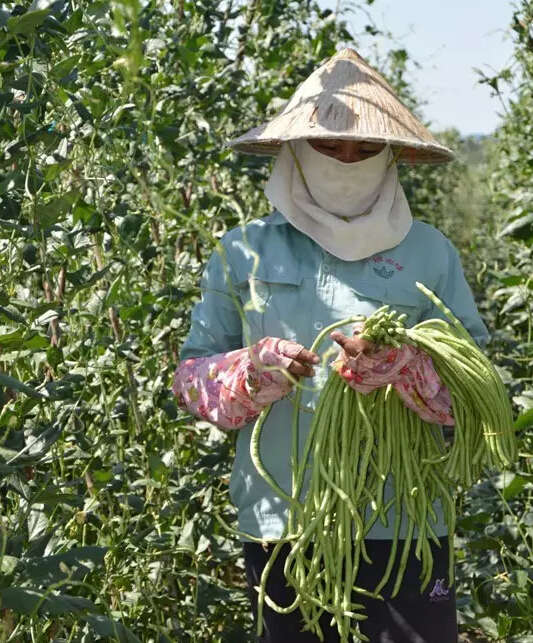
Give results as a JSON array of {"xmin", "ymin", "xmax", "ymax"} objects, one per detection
[
  {"xmin": 235, "ymin": 265, "xmax": 304, "ymax": 343},
  {"xmin": 350, "ymin": 280, "xmax": 426, "ymax": 328}
]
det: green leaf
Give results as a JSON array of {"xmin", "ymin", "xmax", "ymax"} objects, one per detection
[
  {"xmin": 34, "ymin": 309, "xmax": 60, "ymax": 325},
  {"xmin": 72, "ymin": 200, "xmax": 100, "ymax": 229},
  {"xmin": 35, "ymin": 192, "xmax": 79, "ymax": 228},
  {"xmin": 0, "ymin": 555, "xmax": 18, "ymax": 575},
  {"xmin": 0, "ymin": 445, "xmax": 18, "ymax": 461},
  {"xmin": 514, "ymin": 569, "xmax": 529, "ymax": 589},
  {"xmin": 3, "ymin": 425, "xmax": 62, "ymax": 464},
  {"xmin": 457, "ymin": 512, "xmax": 491, "ymax": 531},
  {"xmin": 513, "ymin": 392, "xmax": 533, "ymax": 410},
  {"xmin": 66, "ymin": 265, "xmax": 111, "ymax": 291},
  {"xmin": 0, "ymin": 586, "xmax": 94, "ymax": 615},
  {"xmin": 0, "ymin": 329, "xmax": 26, "ymax": 349},
  {"xmin": 0, "ymin": 306, "xmax": 27, "ymax": 325},
  {"xmin": 0, "ymin": 372, "xmax": 45, "ymax": 399},
  {"xmin": 148, "ymin": 454, "xmax": 168, "ymax": 482},
  {"xmin": 22, "ymin": 243, "xmax": 38, "ymax": 265},
  {"xmin": 7, "ymin": 9, "xmax": 50, "ymax": 34},
  {"xmin": 0, "ymin": 91, "xmax": 13, "ymax": 107},
  {"xmin": 493, "ymin": 470, "xmax": 515, "ymax": 489},
  {"xmin": 71, "ymin": 99, "xmax": 93, "ymax": 123},
  {"xmin": 499, "ymin": 212, "xmax": 533, "ymax": 238},
  {"xmin": 498, "ymin": 275, "xmax": 524, "ymax": 287},
  {"xmin": 0, "ymin": 329, "xmax": 48, "ymax": 351},
  {"xmin": 196, "ymin": 534, "xmax": 210, "ymax": 555},
  {"xmin": 477, "ymin": 616, "xmax": 498, "ymax": 638},
  {"xmin": 156, "ymin": 286, "xmax": 185, "ymax": 303},
  {"xmin": 502, "ymin": 474, "xmax": 528, "ymax": 500},
  {"xmin": 501, "ymin": 289, "xmax": 525, "ymax": 315},
  {"xmin": 23, "ymin": 546, "xmax": 107, "ymax": 585},
  {"xmin": 177, "ymin": 519, "xmax": 195, "ymax": 553},
  {"xmin": 44, "ymin": 158, "xmax": 73, "ymax": 182},
  {"xmin": 24, "ymin": 334, "xmax": 49, "ymax": 350},
  {"xmin": 46, "ymin": 345, "xmax": 62, "ymax": 368},
  {"xmin": 0, "ymin": 406, "xmax": 18, "ymax": 430},
  {"xmin": 467, "ymin": 536, "xmax": 500, "ymax": 550},
  {"xmin": 31, "ymin": 487, "xmax": 83, "ymax": 508},
  {"xmin": 119, "ymin": 494, "xmax": 144, "ymax": 513},
  {"xmin": 83, "ymin": 613, "xmax": 141, "ymax": 643},
  {"xmin": 497, "ymin": 613, "xmax": 512, "ymax": 638},
  {"xmin": 118, "ymin": 214, "xmax": 143, "ymax": 241},
  {"xmin": 105, "ymin": 270, "xmax": 124, "ymax": 306},
  {"xmin": 51, "ymin": 55, "xmax": 80, "ymax": 80},
  {"xmin": 92, "ymin": 469, "xmax": 113, "ymax": 484},
  {"xmin": 514, "ymin": 408, "xmax": 533, "ymax": 432},
  {"xmin": 160, "ymin": 398, "xmax": 178, "ymax": 420},
  {"xmin": 63, "ymin": 7, "xmax": 83, "ymax": 33}
]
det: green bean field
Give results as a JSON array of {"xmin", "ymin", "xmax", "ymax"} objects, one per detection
[{"xmin": 0, "ymin": 1, "xmax": 532, "ymax": 641}]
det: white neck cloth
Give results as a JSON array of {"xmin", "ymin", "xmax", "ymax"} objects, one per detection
[{"xmin": 264, "ymin": 140, "xmax": 413, "ymax": 261}]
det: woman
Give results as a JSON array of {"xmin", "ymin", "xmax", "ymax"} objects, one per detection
[{"xmin": 173, "ymin": 49, "xmax": 488, "ymax": 642}]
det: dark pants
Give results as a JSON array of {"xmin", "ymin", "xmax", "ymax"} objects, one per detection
[{"xmin": 243, "ymin": 537, "xmax": 458, "ymax": 643}]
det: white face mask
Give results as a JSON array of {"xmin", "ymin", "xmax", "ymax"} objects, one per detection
[
  {"xmin": 264, "ymin": 140, "xmax": 413, "ymax": 261},
  {"xmin": 296, "ymin": 140, "xmax": 391, "ymax": 218}
]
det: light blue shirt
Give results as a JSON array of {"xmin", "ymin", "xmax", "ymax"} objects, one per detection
[{"xmin": 180, "ymin": 211, "xmax": 489, "ymax": 541}]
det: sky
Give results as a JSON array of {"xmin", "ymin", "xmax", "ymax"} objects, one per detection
[{"xmin": 318, "ymin": 0, "xmax": 516, "ymax": 136}]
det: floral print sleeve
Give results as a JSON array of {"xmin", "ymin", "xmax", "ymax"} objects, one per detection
[
  {"xmin": 335, "ymin": 323, "xmax": 455, "ymax": 426},
  {"xmin": 172, "ymin": 337, "xmax": 305, "ymax": 429}
]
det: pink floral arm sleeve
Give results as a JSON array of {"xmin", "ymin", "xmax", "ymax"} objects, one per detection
[
  {"xmin": 172, "ymin": 337, "xmax": 305, "ymax": 429},
  {"xmin": 335, "ymin": 323, "xmax": 455, "ymax": 426}
]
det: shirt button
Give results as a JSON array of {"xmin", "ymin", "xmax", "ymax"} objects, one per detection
[{"xmin": 314, "ymin": 321, "xmax": 323, "ymax": 330}]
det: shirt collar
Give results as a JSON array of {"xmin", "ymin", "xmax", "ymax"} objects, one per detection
[{"xmin": 264, "ymin": 210, "xmax": 288, "ymax": 225}]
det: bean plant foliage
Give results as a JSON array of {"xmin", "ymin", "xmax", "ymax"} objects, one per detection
[
  {"xmin": 448, "ymin": 3, "xmax": 533, "ymax": 641},
  {"xmin": 0, "ymin": 0, "xmax": 531, "ymax": 640}
]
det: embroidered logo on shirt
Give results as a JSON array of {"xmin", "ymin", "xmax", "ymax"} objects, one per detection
[
  {"xmin": 429, "ymin": 578, "xmax": 450, "ymax": 602},
  {"xmin": 371, "ymin": 255, "xmax": 404, "ymax": 279},
  {"xmin": 373, "ymin": 266, "xmax": 395, "ymax": 279}
]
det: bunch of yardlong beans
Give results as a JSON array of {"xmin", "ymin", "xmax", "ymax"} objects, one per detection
[{"xmin": 240, "ymin": 283, "xmax": 516, "ymax": 642}]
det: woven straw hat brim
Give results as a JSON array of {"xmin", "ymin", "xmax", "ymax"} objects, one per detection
[{"xmin": 228, "ymin": 49, "xmax": 455, "ymax": 165}]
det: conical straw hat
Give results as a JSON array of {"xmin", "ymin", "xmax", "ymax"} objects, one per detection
[{"xmin": 228, "ymin": 48, "xmax": 454, "ymax": 164}]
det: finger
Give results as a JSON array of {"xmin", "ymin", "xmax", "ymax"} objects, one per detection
[
  {"xmin": 279, "ymin": 340, "xmax": 319, "ymax": 364},
  {"xmin": 288, "ymin": 361, "xmax": 315, "ymax": 378},
  {"xmin": 351, "ymin": 336, "xmax": 374, "ymax": 354},
  {"xmin": 330, "ymin": 330, "xmax": 350, "ymax": 347},
  {"xmin": 331, "ymin": 331, "xmax": 373, "ymax": 357},
  {"xmin": 292, "ymin": 348, "xmax": 320, "ymax": 365}
]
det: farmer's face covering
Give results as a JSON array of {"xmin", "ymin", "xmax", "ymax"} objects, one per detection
[
  {"xmin": 298, "ymin": 140, "xmax": 390, "ymax": 217},
  {"xmin": 264, "ymin": 139, "xmax": 413, "ymax": 261}
]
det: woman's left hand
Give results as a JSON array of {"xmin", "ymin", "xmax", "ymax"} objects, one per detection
[{"xmin": 330, "ymin": 330, "xmax": 374, "ymax": 358}]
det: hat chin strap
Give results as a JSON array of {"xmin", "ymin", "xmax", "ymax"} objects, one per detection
[{"xmin": 264, "ymin": 142, "xmax": 413, "ymax": 261}]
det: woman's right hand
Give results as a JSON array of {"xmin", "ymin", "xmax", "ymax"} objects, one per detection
[
  {"xmin": 283, "ymin": 341, "xmax": 320, "ymax": 378},
  {"xmin": 254, "ymin": 337, "xmax": 320, "ymax": 379}
]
